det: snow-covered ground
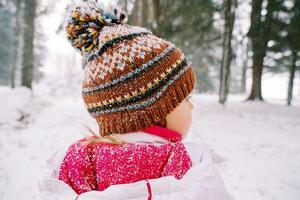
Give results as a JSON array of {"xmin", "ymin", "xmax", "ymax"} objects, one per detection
[
  {"xmin": 1, "ymin": 82, "xmax": 300, "ymax": 200},
  {"xmin": 189, "ymin": 95, "xmax": 300, "ymax": 200}
]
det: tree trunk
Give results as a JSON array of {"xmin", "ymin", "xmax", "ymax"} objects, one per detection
[
  {"xmin": 241, "ymin": 39, "xmax": 248, "ymax": 93},
  {"xmin": 131, "ymin": 0, "xmax": 144, "ymax": 26},
  {"xmin": 123, "ymin": 0, "xmax": 128, "ymax": 14},
  {"xmin": 287, "ymin": 52, "xmax": 297, "ymax": 106},
  {"xmin": 247, "ymin": 0, "xmax": 263, "ymax": 100},
  {"xmin": 151, "ymin": 0, "xmax": 160, "ymax": 34},
  {"xmin": 11, "ymin": 0, "xmax": 21, "ymax": 88},
  {"xmin": 247, "ymin": 54, "xmax": 264, "ymax": 100},
  {"xmin": 21, "ymin": 0, "xmax": 36, "ymax": 89},
  {"xmin": 219, "ymin": 0, "xmax": 237, "ymax": 104}
]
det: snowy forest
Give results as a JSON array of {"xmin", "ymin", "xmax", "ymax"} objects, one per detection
[
  {"xmin": 0, "ymin": 0, "xmax": 300, "ymax": 200},
  {"xmin": 1, "ymin": 0, "xmax": 300, "ymax": 104}
]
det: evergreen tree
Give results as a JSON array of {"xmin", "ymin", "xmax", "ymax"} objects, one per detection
[
  {"xmin": 128, "ymin": 0, "xmax": 220, "ymax": 92},
  {"xmin": 266, "ymin": 0, "xmax": 300, "ymax": 105},
  {"xmin": 283, "ymin": 0, "xmax": 300, "ymax": 105},
  {"xmin": 219, "ymin": 0, "xmax": 237, "ymax": 104},
  {"xmin": 0, "ymin": 1, "xmax": 14, "ymax": 85},
  {"xmin": 253, "ymin": 0, "xmax": 300, "ymax": 105},
  {"xmin": 247, "ymin": 0, "xmax": 279, "ymax": 101},
  {"xmin": 21, "ymin": 0, "xmax": 36, "ymax": 89},
  {"xmin": 11, "ymin": 0, "xmax": 22, "ymax": 88}
]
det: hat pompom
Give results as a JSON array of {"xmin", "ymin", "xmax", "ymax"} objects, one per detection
[{"xmin": 66, "ymin": 0, "xmax": 127, "ymax": 53}]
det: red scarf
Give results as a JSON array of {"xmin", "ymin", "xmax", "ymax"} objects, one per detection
[{"xmin": 142, "ymin": 126, "xmax": 182, "ymax": 142}]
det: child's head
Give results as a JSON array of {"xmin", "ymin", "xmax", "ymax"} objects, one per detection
[{"xmin": 66, "ymin": 1, "xmax": 196, "ymax": 136}]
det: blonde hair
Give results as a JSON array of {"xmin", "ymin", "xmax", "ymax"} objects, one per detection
[{"xmin": 82, "ymin": 124, "xmax": 125, "ymax": 145}]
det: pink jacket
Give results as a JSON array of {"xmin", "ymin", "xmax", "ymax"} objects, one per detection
[{"xmin": 58, "ymin": 126, "xmax": 192, "ymax": 194}]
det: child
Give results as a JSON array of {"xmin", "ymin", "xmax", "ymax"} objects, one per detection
[{"xmin": 39, "ymin": 1, "xmax": 233, "ymax": 199}]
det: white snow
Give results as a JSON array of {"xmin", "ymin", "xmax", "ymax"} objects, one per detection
[
  {"xmin": 1, "ymin": 81, "xmax": 300, "ymax": 200},
  {"xmin": 189, "ymin": 95, "xmax": 300, "ymax": 200}
]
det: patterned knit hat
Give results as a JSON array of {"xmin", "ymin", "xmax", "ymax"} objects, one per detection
[{"xmin": 66, "ymin": 0, "xmax": 196, "ymax": 136}]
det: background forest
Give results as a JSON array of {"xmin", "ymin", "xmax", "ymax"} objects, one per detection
[{"xmin": 1, "ymin": 0, "xmax": 300, "ymax": 104}]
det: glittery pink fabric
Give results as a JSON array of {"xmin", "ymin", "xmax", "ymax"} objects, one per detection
[{"xmin": 58, "ymin": 134, "xmax": 192, "ymax": 194}]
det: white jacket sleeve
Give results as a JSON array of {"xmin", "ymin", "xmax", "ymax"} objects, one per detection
[
  {"xmin": 149, "ymin": 142, "xmax": 234, "ymax": 200},
  {"xmin": 39, "ymin": 149, "xmax": 79, "ymax": 200}
]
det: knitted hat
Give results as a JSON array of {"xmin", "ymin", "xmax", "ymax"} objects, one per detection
[{"xmin": 66, "ymin": 0, "xmax": 196, "ymax": 136}]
